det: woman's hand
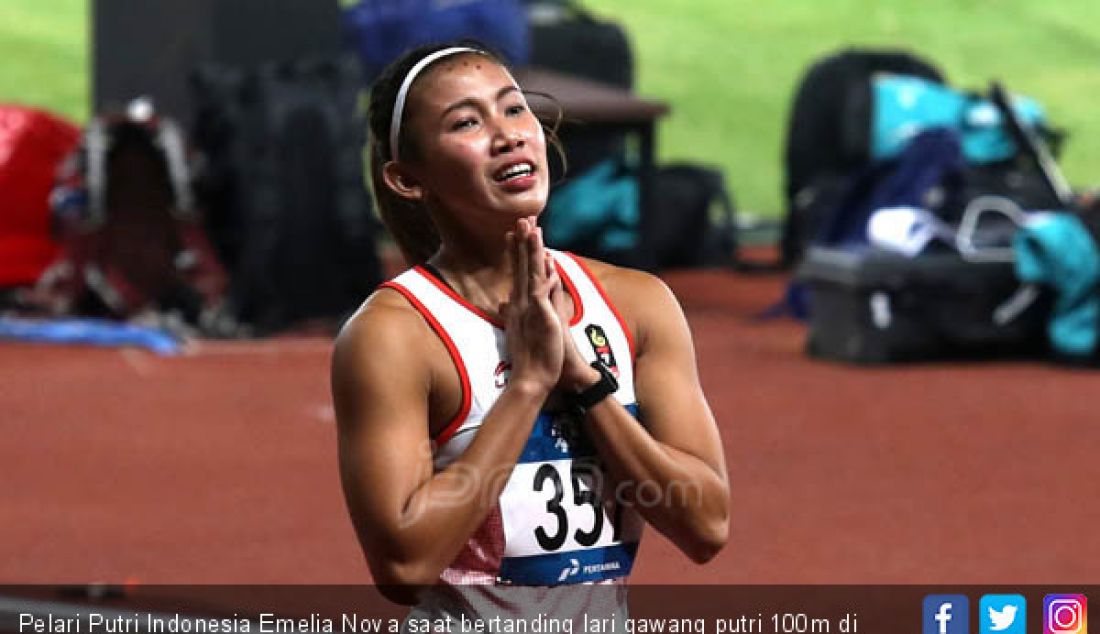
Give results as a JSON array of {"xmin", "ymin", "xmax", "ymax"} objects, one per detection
[
  {"xmin": 501, "ymin": 218, "xmax": 564, "ymax": 395},
  {"xmin": 549, "ymin": 262, "xmax": 601, "ymax": 393}
]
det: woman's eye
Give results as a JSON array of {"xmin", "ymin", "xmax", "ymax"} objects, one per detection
[
  {"xmin": 505, "ymin": 104, "xmax": 527, "ymax": 116},
  {"xmin": 452, "ymin": 117, "xmax": 478, "ymax": 131}
]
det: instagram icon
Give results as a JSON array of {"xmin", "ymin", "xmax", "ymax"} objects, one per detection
[{"xmin": 1045, "ymin": 595, "xmax": 1088, "ymax": 634}]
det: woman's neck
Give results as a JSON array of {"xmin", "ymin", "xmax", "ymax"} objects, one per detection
[{"xmin": 428, "ymin": 233, "xmax": 515, "ymax": 315}]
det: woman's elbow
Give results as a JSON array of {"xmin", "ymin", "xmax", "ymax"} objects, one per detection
[
  {"xmin": 687, "ymin": 516, "xmax": 729, "ymax": 564},
  {"xmin": 684, "ymin": 497, "xmax": 729, "ymax": 564},
  {"xmin": 373, "ymin": 556, "xmax": 436, "ymax": 586},
  {"xmin": 368, "ymin": 555, "xmax": 439, "ymax": 603},
  {"xmin": 352, "ymin": 522, "xmax": 441, "ymax": 594}
]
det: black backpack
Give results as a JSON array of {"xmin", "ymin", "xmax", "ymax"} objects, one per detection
[
  {"xmin": 191, "ymin": 57, "xmax": 383, "ymax": 335},
  {"xmin": 781, "ymin": 48, "xmax": 946, "ymax": 267},
  {"xmin": 649, "ymin": 164, "xmax": 737, "ymax": 270}
]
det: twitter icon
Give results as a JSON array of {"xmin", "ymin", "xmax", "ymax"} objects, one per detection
[{"xmin": 981, "ymin": 594, "xmax": 1026, "ymax": 634}]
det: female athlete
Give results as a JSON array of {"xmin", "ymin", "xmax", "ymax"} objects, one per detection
[{"xmin": 331, "ymin": 42, "xmax": 729, "ymax": 616}]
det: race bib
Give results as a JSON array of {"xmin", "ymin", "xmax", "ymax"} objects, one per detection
[{"xmin": 497, "ymin": 407, "xmax": 642, "ymax": 585}]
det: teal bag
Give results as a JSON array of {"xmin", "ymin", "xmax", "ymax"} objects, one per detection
[
  {"xmin": 1014, "ymin": 213, "xmax": 1100, "ymax": 357},
  {"xmin": 872, "ymin": 75, "xmax": 1048, "ymax": 164},
  {"xmin": 543, "ymin": 158, "xmax": 639, "ymax": 252}
]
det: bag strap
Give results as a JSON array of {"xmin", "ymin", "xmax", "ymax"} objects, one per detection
[{"xmin": 989, "ymin": 81, "xmax": 1074, "ymax": 208}]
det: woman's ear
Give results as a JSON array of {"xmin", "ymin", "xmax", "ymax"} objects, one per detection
[{"xmin": 382, "ymin": 162, "xmax": 425, "ymax": 203}]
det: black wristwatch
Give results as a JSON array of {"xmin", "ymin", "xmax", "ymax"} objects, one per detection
[{"xmin": 573, "ymin": 360, "xmax": 619, "ymax": 413}]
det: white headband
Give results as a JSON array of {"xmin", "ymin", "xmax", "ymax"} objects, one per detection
[{"xmin": 389, "ymin": 46, "xmax": 483, "ymax": 162}]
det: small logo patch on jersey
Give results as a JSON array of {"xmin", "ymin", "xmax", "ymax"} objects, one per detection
[{"xmin": 585, "ymin": 324, "xmax": 619, "ymax": 377}]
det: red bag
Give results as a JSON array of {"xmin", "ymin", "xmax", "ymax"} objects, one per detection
[{"xmin": 0, "ymin": 106, "xmax": 80, "ymax": 287}]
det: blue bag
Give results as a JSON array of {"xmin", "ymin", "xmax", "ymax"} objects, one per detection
[
  {"xmin": 872, "ymin": 75, "xmax": 1048, "ymax": 164},
  {"xmin": 343, "ymin": 0, "xmax": 530, "ymax": 83},
  {"xmin": 0, "ymin": 317, "xmax": 182, "ymax": 355},
  {"xmin": 818, "ymin": 128, "xmax": 966, "ymax": 250}
]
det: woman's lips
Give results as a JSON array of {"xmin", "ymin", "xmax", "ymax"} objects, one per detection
[
  {"xmin": 493, "ymin": 160, "xmax": 538, "ymax": 192},
  {"xmin": 497, "ymin": 171, "xmax": 538, "ymax": 192}
]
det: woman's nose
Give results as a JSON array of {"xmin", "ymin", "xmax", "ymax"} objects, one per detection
[{"xmin": 491, "ymin": 125, "xmax": 525, "ymax": 155}]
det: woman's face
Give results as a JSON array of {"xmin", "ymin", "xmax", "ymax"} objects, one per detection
[{"xmin": 400, "ymin": 56, "xmax": 550, "ymax": 229}]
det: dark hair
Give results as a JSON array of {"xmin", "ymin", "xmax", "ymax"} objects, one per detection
[
  {"xmin": 366, "ymin": 42, "xmax": 491, "ymax": 265},
  {"xmin": 367, "ymin": 41, "xmax": 565, "ymax": 266}
]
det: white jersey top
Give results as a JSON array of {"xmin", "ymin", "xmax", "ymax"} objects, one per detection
[{"xmin": 380, "ymin": 250, "xmax": 644, "ymax": 595}]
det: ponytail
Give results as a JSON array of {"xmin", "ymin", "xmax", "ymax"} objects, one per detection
[{"xmin": 367, "ymin": 138, "xmax": 440, "ymax": 265}]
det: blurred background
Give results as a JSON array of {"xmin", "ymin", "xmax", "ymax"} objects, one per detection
[
  {"xmin": 4, "ymin": 0, "xmax": 1100, "ymax": 218},
  {"xmin": 2, "ymin": 0, "xmax": 1099, "ymax": 591}
]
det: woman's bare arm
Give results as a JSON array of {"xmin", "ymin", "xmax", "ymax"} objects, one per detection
[
  {"xmin": 332, "ymin": 219, "xmax": 564, "ymax": 598},
  {"xmin": 333, "ymin": 300, "xmax": 548, "ymax": 595},
  {"xmin": 566, "ymin": 264, "xmax": 730, "ymax": 563}
]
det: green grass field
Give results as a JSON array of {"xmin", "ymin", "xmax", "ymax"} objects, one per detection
[
  {"xmin": 586, "ymin": 0, "xmax": 1100, "ymax": 216},
  {"xmin": 3, "ymin": 0, "xmax": 1099, "ymax": 217},
  {"xmin": 0, "ymin": 0, "xmax": 87, "ymax": 121}
]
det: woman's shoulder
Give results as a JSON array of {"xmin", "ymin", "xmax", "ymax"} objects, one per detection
[
  {"xmin": 333, "ymin": 284, "xmax": 430, "ymax": 360},
  {"xmin": 568, "ymin": 254, "xmax": 672, "ymax": 303},
  {"xmin": 566, "ymin": 255, "xmax": 681, "ymax": 347}
]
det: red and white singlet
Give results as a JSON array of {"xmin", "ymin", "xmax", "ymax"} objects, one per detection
[{"xmin": 381, "ymin": 250, "xmax": 643, "ymax": 616}]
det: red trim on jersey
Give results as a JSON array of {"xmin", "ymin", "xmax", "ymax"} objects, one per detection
[
  {"xmin": 379, "ymin": 281, "xmax": 472, "ymax": 446},
  {"xmin": 554, "ymin": 257, "xmax": 585, "ymax": 327},
  {"xmin": 413, "ymin": 265, "xmax": 505, "ymax": 329},
  {"xmin": 566, "ymin": 253, "xmax": 636, "ymax": 360},
  {"xmin": 413, "ymin": 262, "xmax": 586, "ymax": 330}
]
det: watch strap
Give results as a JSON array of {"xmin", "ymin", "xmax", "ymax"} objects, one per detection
[{"xmin": 574, "ymin": 360, "xmax": 619, "ymax": 411}]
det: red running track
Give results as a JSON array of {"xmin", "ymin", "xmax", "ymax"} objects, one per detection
[{"xmin": 1, "ymin": 268, "xmax": 1098, "ymax": 584}]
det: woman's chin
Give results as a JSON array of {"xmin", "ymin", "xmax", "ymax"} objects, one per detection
[{"xmin": 497, "ymin": 192, "xmax": 548, "ymax": 219}]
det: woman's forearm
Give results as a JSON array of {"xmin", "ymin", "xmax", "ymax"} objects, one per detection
[
  {"xmin": 369, "ymin": 381, "xmax": 549, "ymax": 585},
  {"xmin": 583, "ymin": 398, "xmax": 730, "ymax": 563}
]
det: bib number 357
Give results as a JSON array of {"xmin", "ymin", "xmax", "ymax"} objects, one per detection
[{"xmin": 531, "ymin": 460, "xmax": 623, "ymax": 551}]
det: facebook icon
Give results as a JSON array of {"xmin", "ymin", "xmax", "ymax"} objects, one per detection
[{"xmin": 924, "ymin": 595, "xmax": 970, "ymax": 634}]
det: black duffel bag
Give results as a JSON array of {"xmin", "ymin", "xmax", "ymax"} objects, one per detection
[{"xmin": 798, "ymin": 245, "xmax": 1051, "ymax": 363}]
